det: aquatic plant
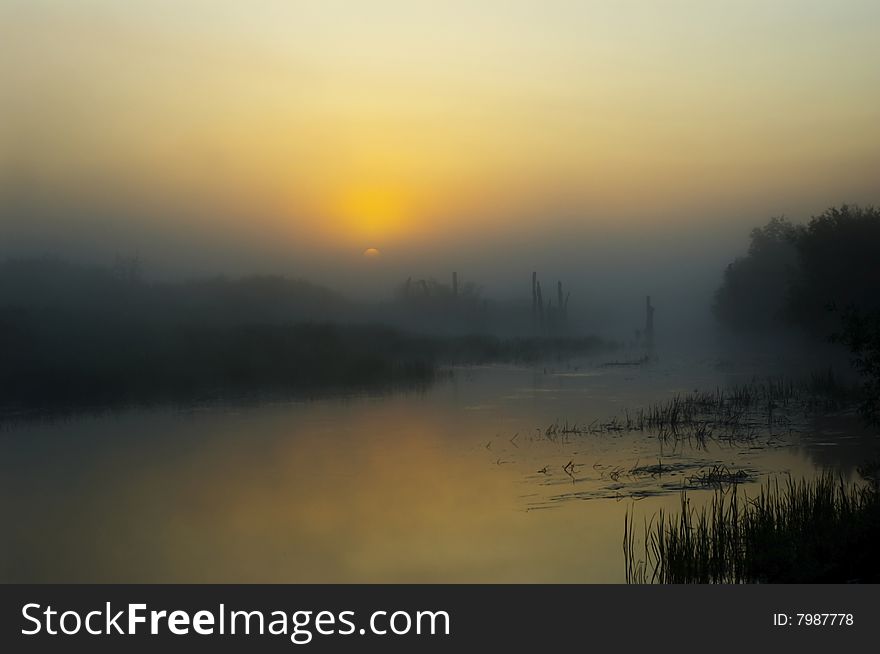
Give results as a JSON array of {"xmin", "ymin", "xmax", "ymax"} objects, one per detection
[
  {"xmin": 541, "ymin": 373, "xmax": 859, "ymax": 449},
  {"xmin": 624, "ymin": 473, "xmax": 880, "ymax": 583},
  {"xmin": 685, "ymin": 465, "xmax": 750, "ymax": 488}
]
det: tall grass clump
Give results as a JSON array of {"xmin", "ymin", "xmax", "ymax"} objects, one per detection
[{"xmin": 624, "ymin": 474, "xmax": 880, "ymax": 583}]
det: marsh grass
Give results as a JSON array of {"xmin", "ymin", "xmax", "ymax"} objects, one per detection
[
  {"xmin": 544, "ymin": 372, "xmax": 858, "ymax": 448},
  {"xmin": 624, "ymin": 473, "xmax": 880, "ymax": 583},
  {"xmin": 685, "ymin": 465, "xmax": 750, "ymax": 487}
]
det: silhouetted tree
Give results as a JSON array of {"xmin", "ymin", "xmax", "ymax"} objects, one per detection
[
  {"xmin": 714, "ymin": 206, "xmax": 880, "ymax": 335},
  {"xmin": 832, "ymin": 307, "xmax": 880, "ymax": 426},
  {"xmin": 787, "ymin": 205, "xmax": 880, "ymax": 335},
  {"xmin": 713, "ymin": 217, "xmax": 800, "ymax": 332}
]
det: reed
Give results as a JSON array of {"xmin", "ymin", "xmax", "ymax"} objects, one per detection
[
  {"xmin": 623, "ymin": 473, "xmax": 880, "ymax": 583},
  {"xmin": 543, "ymin": 373, "xmax": 859, "ymax": 447},
  {"xmin": 686, "ymin": 465, "xmax": 750, "ymax": 487}
]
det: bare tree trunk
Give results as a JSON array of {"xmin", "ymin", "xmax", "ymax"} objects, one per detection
[
  {"xmin": 557, "ymin": 281, "xmax": 564, "ymax": 323},
  {"xmin": 531, "ymin": 272, "xmax": 537, "ymax": 321},
  {"xmin": 536, "ymin": 281, "xmax": 544, "ymax": 327}
]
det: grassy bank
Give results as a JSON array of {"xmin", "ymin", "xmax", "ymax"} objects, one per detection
[
  {"xmin": 0, "ymin": 315, "xmax": 610, "ymax": 415},
  {"xmin": 624, "ymin": 473, "xmax": 880, "ymax": 583}
]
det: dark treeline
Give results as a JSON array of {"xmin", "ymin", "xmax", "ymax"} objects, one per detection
[
  {"xmin": 0, "ymin": 258, "xmax": 611, "ymax": 414},
  {"xmin": 0, "ymin": 257, "xmax": 353, "ymax": 324},
  {"xmin": 714, "ymin": 204, "xmax": 880, "ymax": 335},
  {"xmin": 714, "ymin": 204, "xmax": 880, "ymax": 422}
]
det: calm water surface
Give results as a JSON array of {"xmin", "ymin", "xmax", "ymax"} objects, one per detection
[{"xmin": 2, "ymin": 355, "xmax": 876, "ymax": 582}]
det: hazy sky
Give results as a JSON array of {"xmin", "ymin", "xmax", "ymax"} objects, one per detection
[{"xmin": 2, "ymin": 1, "xmax": 879, "ymax": 301}]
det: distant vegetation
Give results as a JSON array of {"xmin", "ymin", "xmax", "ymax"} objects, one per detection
[
  {"xmin": 392, "ymin": 273, "xmax": 491, "ymax": 334},
  {"xmin": 389, "ymin": 271, "xmax": 580, "ymax": 336},
  {"xmin": 0, "ymin": 258, "xmax": 612, "ymax": 416},
  {"xmin": 0, "ymin": 257, "xmax": 353, "ymax": 325}
]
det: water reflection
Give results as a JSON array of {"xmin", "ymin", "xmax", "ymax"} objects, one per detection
[{"xmin": 2, "ymin": 359, "xmax": 877, "ymax": 582}]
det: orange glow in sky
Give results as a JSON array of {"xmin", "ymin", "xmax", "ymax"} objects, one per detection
[{"xmin": 3, "ymin": 1, "xmax": 880, "ymax": 258}]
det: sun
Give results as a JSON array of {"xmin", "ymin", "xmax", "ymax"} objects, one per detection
[
  {"xmin": 336, "ymin": 185, "xmax": 407, "ymax": 242},
  {"xmin": 363, "ymin": 247, "xmax": 381, "ymax": 259}
]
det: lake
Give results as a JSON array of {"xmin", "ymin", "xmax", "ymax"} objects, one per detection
[{"xmin": 2, "ymin": 352, "xmax": 875, "ymax": 582}]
